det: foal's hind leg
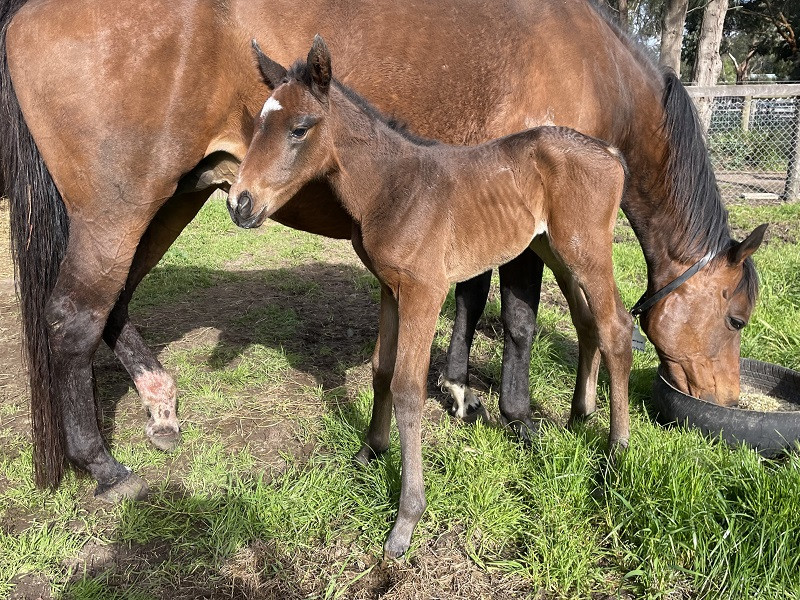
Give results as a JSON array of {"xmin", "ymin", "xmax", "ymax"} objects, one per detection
[
  {"xmin": 103, "ymin": 190, "xmax": 210, "ymax": 451},
  {"xmin": 498, "ymin": 249, "xmax": 544, "ymax": 441},
  {"xmin": 532, "ymin": 240, "xmax": 632, "ymax": 447},
  {"xmin": 47, "ymin": 213, "xmax": 157, "ymax": 501},
  {"xmin": 355, "ymin": 284, "xmax": 398, "ymax": 465}
]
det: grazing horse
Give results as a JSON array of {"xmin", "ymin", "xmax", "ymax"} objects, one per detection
[
  {"xmin": 229, "ymin": 36, "xmax": 632, "ymax": 557},
  {"xmin": 0, "ymin": 0, "xmax": 766, "ymax": 502}
]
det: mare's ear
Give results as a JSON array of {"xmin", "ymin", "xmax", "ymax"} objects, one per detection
[
  {"xmin": 307, "ymin": 34, "xmax": 331, "ymax": 100},
  {"xmin": 728, "ymin": 223, "xmax": 768, "ymax": 265},
  {"xmin": 251, "ymin": 39, "xmax": 287, "ymax": 89}
]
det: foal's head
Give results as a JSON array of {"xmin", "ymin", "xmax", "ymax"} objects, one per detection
[{"xmin": 229, "ymin": 35, "xmax": 335, "ymax": 228}]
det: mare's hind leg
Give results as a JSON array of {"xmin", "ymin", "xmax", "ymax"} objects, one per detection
[
  {"xmin": 498, "ymin": 249, "xmax": 544, "ymax": 441},
  {"xmin": 103, "ymin": 190, "xmax": 211, "ymax": 451},
  {"xmin": 355, "ymin": 283, "xmax": 399, "ymax": 465},
  {"xmin": 47, "ymin": 213, "xmax": 157, "ymax": 501},
  {"xmin": 441, "ymin": 271, "xmax": 490, "ymax": 417}
]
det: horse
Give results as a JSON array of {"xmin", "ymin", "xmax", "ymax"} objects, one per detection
[
  {"xmin": 228, "ymin": 35, "xmax": 633, "ymax": 557},
  {"xmin": 0, "ymin": 0, "xmax": 766, "ymax": 503}
]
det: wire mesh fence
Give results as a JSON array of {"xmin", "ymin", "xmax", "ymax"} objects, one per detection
[{"xmin": 687, "ymin": 84, "xmax": 800, "ymax": 203}]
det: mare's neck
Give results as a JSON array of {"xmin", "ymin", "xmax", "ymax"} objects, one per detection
[{"xmin": 618, "ymin": 110, "xmax": 731, "ymax": 292}]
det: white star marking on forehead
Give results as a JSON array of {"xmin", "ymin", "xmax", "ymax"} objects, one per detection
[{"xmin": 260, "ymin": 97, "xmax": 283, "ymax": 119}]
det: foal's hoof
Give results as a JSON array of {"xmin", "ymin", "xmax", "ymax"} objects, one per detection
[
  {"xmin": 607, "ymin": 438, "xmax": 629, "ymax": 467},
  {"xmin": 567, "ymin": 411, "xmax": 597, "ymax": 431},
  {"xmin": 146, "ymin": 421, "xmax": 181, "ymax": 452},
  {"xmin": 94, "ymin": 471, "xmax": 149, "ymax": 504},
  {"xmin": 353, "ymin": 444, "xmax": 385, "ymax": 467},
  {"xmin": 500, "ymin": 415, "xmax": 541, "ymax": 444},
  {"xmin": 383, "ymin": 534, "xmax": 410, "ymax": 560}
]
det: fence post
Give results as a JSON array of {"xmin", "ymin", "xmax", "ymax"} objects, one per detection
[
  {"xmin": 741, "ymin": 95, "xmax": 752, "ymax": 133},
  {"xmin": 783, "ymin": 97, "xmax": 800, "ymax": 202}
]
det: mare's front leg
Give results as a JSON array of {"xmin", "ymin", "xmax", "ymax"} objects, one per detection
[
  {"xmin": 355, "ymin": 284, "xmax": 398, "ymax": 465},
  {"xmin": 103, "ymin": 190, "xmax": 210, "ymax": 451},
  {"xmin": 498, "ymin": 248, "xmax": 544, "ymax": 441},
  {"xmin": 384, "ymin": 282, "xmax": 447, "ymax": 559},
  {"xmin": 441, "ymin": 272, "xmax": 490, "ymax": 417}
]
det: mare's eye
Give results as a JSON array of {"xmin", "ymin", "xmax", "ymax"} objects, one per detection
[
  {"xmin": 728, "ymin": 317, "xmax": 746, "ymax": 331},
  {"xmin": 290, "ymin": 126, "xmax": 309, "ymax": 140}
]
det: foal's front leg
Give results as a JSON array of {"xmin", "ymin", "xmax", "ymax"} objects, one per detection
[{"xmin": 384, "ymin": 282, "xmax": 447, "ymax": 559}]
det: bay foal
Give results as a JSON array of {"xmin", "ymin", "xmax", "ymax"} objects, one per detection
[{"xmin": 229, "ymin": 37, "xmax": 632, "ymax": 558}]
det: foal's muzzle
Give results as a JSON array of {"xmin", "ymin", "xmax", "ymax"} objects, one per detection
[{"xmin": 228, "ymin": 189, "xmax": 262, "ymax": 228}]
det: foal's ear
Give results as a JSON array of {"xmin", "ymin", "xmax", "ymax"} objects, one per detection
[
  {"xmin": 728, "ymin": 223, "xmax": 768, "ymax": 265},
  {"xmin": 307, "ymin": 34, "xmax": 332, "ymax": 99},
  {"xmin": 251, "ymin": 39, "xmax": 287, "ymax": 89}
]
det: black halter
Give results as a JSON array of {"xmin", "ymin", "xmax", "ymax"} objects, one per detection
[{"xmin": 630, "ymin": 250, "xmax": 718, "ymax": 318}]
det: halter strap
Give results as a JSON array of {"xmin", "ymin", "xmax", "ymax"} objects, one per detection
[{"xmin": 630, "ymin": 250, "xmax": 718, "ymax": 318}]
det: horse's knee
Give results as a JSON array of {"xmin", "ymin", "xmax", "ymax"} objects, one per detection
[
  {"xmin": 372, "ymin": 362, "xmax": 393, "ymax": 396},
  {"xmin": 601, "ymin": 310, "xmax": 633, "ymax": 361},
  {"xmin": 504, "ymin": 314, "xmax": 535, "ymax": 349}
]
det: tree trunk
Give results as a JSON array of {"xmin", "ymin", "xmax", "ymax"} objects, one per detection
[
  {"xmin": 607, "ymin": 0, "xmax": 628, "ymax": 31},
  {"xmin": 617, "ymin": 0, "xmax": 628, "ymax": 31},
  {"xmin": 659, "ymin": 0, "xmax": 689, "ymax": 75},
  {"xmin": 691, "ymin": 0, "xmax": 729, "ymax": 132}
]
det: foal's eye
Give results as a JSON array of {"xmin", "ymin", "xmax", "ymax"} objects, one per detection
[
  {"xmin": 728, "ymin": 317, "xmax": 746, "ymax": 331},
  {"xmin": 290, "ymin": 127, "xmax": 309, "ymax": 140}
]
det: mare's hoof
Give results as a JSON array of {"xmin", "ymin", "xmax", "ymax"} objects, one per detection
[
  {"xmin": 501, "ymin": 415, "xmax": 541, "ymax": 444},
  {"xmin": 147, "ymin": 423, "xmax": 181, "ymax": 452},
  {"xmin": 438, "ymin": 375, "xmax": 483, "ymax": 420},
  {"xmin": 94, "ymin": 471, "xmax": 149, "ymax": 504}
]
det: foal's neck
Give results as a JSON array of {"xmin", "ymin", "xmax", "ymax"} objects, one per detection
[{"xmin": 325, "ymin": 86, "xmax": 434, "ymax": 221}]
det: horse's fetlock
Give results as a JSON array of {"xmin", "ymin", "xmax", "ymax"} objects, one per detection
[{"xmin": 401, "ymin": 496, "xmax": 427, "ymax": 519}]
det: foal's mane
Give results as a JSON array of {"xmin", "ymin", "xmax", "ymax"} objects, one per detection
[
  {"xmin": 286, "ymin": 59, "xmax": 438, "ymax": 147},
  {"xmin": 587, "ymin": 1, "xmax": 757, "ymax": 302}
]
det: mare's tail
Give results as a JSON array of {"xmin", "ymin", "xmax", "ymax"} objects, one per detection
[{"xmin": 1, "ymin": 0, "xmax": 70, "ymax": 488}]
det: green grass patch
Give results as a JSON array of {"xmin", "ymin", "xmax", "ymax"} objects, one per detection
[{"xmin": 2, "ymin": 198, "xmax": 799, "ymax": 598}]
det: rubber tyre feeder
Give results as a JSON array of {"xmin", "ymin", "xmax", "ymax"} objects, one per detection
[{"xmin": 651, "ymin": 358, "xmax": 800, "ymax": 457}]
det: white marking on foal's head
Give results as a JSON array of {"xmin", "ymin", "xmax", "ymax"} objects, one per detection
[{"xmin": 261, "ymin": 96, "xmax": 283, "ymax": 119}]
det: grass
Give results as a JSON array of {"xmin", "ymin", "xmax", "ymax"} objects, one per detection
[{"xmin": 1, "ymin": 195, "xmax": 799, "ymax": 598}]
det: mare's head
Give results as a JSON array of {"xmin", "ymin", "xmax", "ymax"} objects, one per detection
[
  {"xmin": 229, "ymin": 35, "xmax": 334, "ymax": 228},
  {"xmin": 641, "ymin": 225, "xmax": 767, "ymax": 406}
]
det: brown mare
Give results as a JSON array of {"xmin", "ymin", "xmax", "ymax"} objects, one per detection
[
  {"xmin": 229, "ymin": 35, "xmax": 633, "ymax": 557},
  {"xmin": 0, "ymin": 0, "xmax": 766, "ymax": 503}
]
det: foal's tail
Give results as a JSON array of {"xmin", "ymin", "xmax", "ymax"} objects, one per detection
[{"xmin": 1, "ymin": 0, "xmax": 70, "ymax": 488}]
